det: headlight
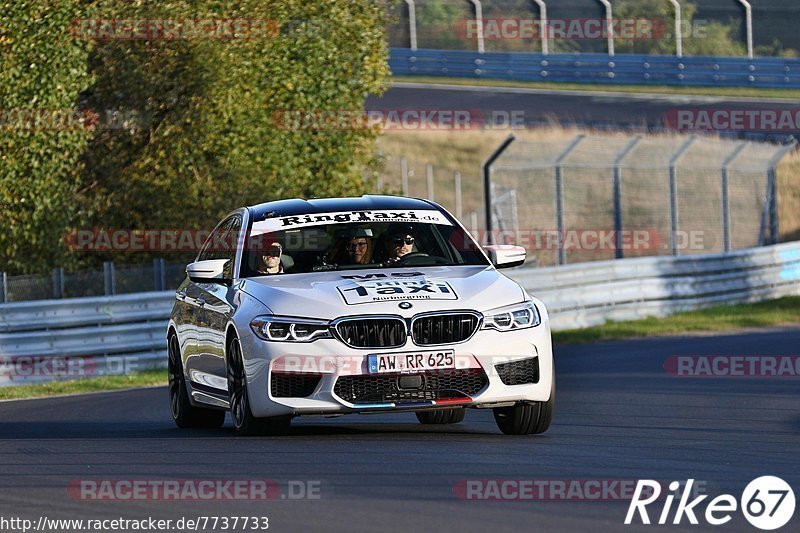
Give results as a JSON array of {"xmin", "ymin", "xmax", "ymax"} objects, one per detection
[
  {"xmin": 250, "ymin": 316, "xmax": 332, "ymax": 342},
  {"xmin": 482, "ymin": 301, "xmax": 541, "ymax": 331}
]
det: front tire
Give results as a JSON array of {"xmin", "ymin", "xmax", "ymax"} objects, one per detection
[
  {"xmin": 416, "ymin": 408, "xmax": 466, "ymax": 425},
  {"xmin": 168, "ymin": 332, "xmax": 225, "ymax": 429},
  {"xmin": 227, "ymin": 334, "xmax": 290, "ymax": 436},
  {"xmin": 493, "ymin": 371, "xmax": 555, "ymax": 435}
]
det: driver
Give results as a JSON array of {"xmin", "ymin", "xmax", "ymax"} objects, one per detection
[
  {"xmin": 257, "ymin": 240, "xmax": 284, "ymax": 275},
  {"xmin": 383, "ymin": 223, "xmax": 416, "ymax": 264}
]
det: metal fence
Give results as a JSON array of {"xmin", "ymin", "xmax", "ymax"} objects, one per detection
[
  {"xmin": 484, "ymin": 132, "xmax": 797, "ymax": 266},
  {"xmin": 376, "ymin": 153, "xmax": 485, "ymax": 232},
  {"xmin": 0, "ymin": 259, "xmax": 187, "ymax": 304},
  {"xmin": 387, "ymin": 1, "xmax": 800, "ymax": 60}
]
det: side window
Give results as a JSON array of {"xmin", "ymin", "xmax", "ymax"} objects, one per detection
[{"xmin": 198, "ymin": 217, "xmax": 233, "ymax": 263}]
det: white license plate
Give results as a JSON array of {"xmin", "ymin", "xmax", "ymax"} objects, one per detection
[{"xmin": 368, "ymin": 350, "xmax": 455, "ymax": 374}]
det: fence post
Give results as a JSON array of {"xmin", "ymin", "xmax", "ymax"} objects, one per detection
[
  {"xmin": 597, "ymin": 0, "xmax": 615, "ymax": 56},
  {"xmin": 426, "ymin": 163, "xmax": 435, "ymax": 200},
  {"xmin": 721, "ymin": 142, "xmax": 749, "ymax": 252},
  {"xmin": 404, "ymin": 0, "xmax": 417, "ymax": 51},
  {"xmin": 766, "ymin": 139, "xmax": 798, "ymax": 245},
  {"xmin": 400, "ymin": 157, "xmax": 409, "ymax": 196},
  {"xmin": 454, "ymin": 171, "xmax": 463, "ymax": 220},
  {"xmin": 668, "ymin": 136, "xmax": 697, "ymax": 256},
  {"xmin": 52, "ymin": 267, "xmax": 64, "ymax": 299},
  {"xmin": 154, "ymin": 258, "xmax": 166, "ymax": 291},
  {"xmin": 531, "ymin": 0, "xmax": 549, "ymax": 55},
  {"xmin": 668, "ymin": 0, "xmax": 683, "ymax": 57},
  {"xmin": 554, "ymin": 134, "xmax": 586, "ymax": 265},
  {"xmin": 1, "ymin": 272, "xmax": 6, "ymax": 304},
  {"xmin": 104, "ymin": 261, "xmax": 116, "ymax": 296},
  {"xmin": 482, "ymin": 135, "xmax": 516, "ymax": 245},
  {"xmin": 469, "ymin": 211, "xmax": 479, "ymax": 236},
  {"xmin": 612, "ymin": 136, "xmax": 642, "ymax": 259},
  {"xmin": 468, "ymin": 0, "xmax": 485, "ymax": 54},
  {"xmin": 737, "ymin": 0, "xmax": 754, "ymax": 59}
]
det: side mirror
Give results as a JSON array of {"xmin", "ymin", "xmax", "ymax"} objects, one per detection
[
  {"xmin": 484, "ymin": 245, "xmax": 526, "ymax": 269},
  {"xmin": 186, "ymin": 259, "xmax": 231, "ymax": 283}
]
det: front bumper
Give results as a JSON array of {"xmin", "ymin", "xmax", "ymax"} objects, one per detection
[{"xmin": 238, "ymin": 321, "xmax": 554, "ymax": 418}]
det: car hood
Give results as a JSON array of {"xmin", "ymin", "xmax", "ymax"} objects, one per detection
[{"xmin": 239, "ymin": 266, "xmax": 526, "ymax": 319}]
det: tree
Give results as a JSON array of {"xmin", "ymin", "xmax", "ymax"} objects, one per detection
[
  {"xmin": 613, "ymin": 0, "xmax": 748, "ymax": 57},
  {"xmin": 0, "ymin": 1, "xmax": 94, "ymax": 274}
]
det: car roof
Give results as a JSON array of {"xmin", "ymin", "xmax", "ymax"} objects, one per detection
[{"xmin": 247, "ymin": 195, "xmax": 439, "ymax": 222}]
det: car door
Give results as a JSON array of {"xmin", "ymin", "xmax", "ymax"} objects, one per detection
[
  {"xmin": 194, "ymin": 214, "xmax": 242, "ymax": 396},
  {"xmin": 184, "ymin": 216, "xmax": 234, "ymax": 395},
  {"xmin": 173, "ymin": 276, "xmax": 204, "ymax": 371}
]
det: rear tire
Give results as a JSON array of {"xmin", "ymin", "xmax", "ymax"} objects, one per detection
[
  {"xmin": 493, "ymin": 370, "xmax": 555, "ymax": 435},
  {"xmin": 227, "ymin": 334, "xmax": 291, "ymax": 436},
  {"xmin": 416, "ymin": 408, "xmax": 466, "ymax": 425},
  {"xmin": 168, "ymin": 332, "xmax": 225, "ymax": 429}
]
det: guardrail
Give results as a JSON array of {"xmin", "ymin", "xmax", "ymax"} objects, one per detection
[
  {"xmin": 0, "ymin": 292, "xmax": 173, "ymax": 386},
  {"xmin": 514, "ymin": 241, "xmax": 800, "ymax": 329},
  {"xmin": 389, "ymin": 48, "xmax": 800, "ymax": 89},
  {"xmin": 1, "ymin": 241, "xmax": 799, "ymax": 386}
]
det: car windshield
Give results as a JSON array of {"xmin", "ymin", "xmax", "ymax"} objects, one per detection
[{"xmin": 242, "ymin": 209, "xmax": 489, "ymax": 276}]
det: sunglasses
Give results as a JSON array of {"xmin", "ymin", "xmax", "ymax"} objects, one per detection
[
  {"xmin": 263, "ymin": 247, "xmax": 282, "ymax": 257},
  {"xmin": 392, "ymin": 236, "xmax": 414, "ymax": 246},
  {"xmin": 347, "ymin": 242, "xmax": 368, "ymax": 250}
]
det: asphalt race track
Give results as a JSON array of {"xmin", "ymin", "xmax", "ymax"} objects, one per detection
[
  {"xmin": 368, "ymin": 82, "xmax": 800, "ymax": 138},
  {"xmin": 1, "ymin": 328, "xmax": 798, "ymax": 532}
]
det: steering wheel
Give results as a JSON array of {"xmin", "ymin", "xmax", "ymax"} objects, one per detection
[{"xmin": 393, "ymin": 252, "xmax": 449, "ymax": 266}]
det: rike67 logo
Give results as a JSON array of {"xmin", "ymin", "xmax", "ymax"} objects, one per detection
[{"xmin": 626, "ymin": 477, "xmax": 795, "ymax": 530}]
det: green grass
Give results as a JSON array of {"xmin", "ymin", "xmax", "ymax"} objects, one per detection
[
  {"xmin": 0, "ymin": 368, "xmax": 166, "ymax": 401},
  {"xmin": 553, "ymin": 296, "xmax": 800, "ymax": 344},
  {"xmin": 396, "ymin": 75, "xmax": 800, "ymax": 100}
]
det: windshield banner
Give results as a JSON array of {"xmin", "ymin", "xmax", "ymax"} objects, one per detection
[{"xmin": 251, "ymin": 210, "xmax": 452, "ymax": 234}]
